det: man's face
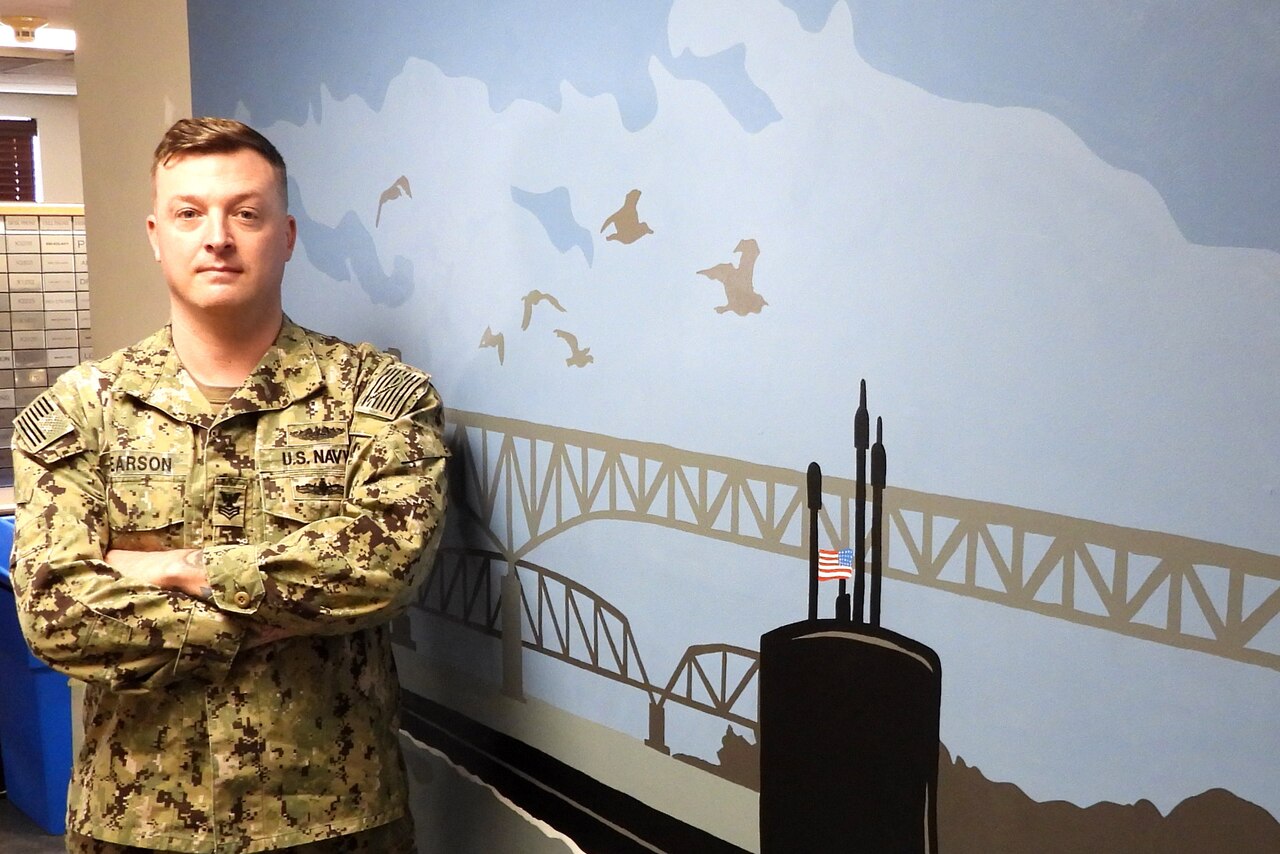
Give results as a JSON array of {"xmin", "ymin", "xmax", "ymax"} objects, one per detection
[{"xmin": 147, "ymin": 148, "xmax": 296, "ymax": 321}]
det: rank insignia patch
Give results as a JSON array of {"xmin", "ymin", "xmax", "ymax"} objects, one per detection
[
  {"xmin": 355, "ymin": 363, "xmax": 429, "ymax": 421},
  {"xmin": 212, "ymin": 480, "xmax": 247, "ymax": 527},
  {"xmin": 13, "ymin": 392, "xmax": 73, "ymax": 452}
]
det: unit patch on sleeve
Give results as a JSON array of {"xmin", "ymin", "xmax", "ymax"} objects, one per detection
[
  {"xmin": 13, "ymin": 391, "xmax": 74, "ymax": 452},
  {"xmin": 355, "ymin": 363, "xmax": 429, "ymax": 421}
]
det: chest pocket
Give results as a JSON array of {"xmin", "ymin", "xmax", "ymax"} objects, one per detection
[
  {"xmin": 106, "ymin": 475, "xmax": 186, "ymax": 550},
  {"xmin": 257, "ymin": 424, "xmax": 352, "ymax": 534},
  {"xmin": 260, "ymin": 470, "xmax": 348, "ymax": 524}
]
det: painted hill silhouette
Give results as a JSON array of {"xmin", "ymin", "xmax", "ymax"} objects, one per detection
[
  {"xmin": 677, "ymin": 734, "xmax": 1280, "ymax": 852},
  {"xmin": 940, "ymin": 744, "xmax": 1280, "ymax": 853}
]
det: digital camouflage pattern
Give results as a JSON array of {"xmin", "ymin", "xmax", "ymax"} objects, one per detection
[
  {"xmin": 65, "ymin": 814, "xmax": 416, "ymax": 853},
  {"xmin": 10, "ymin": 320, "xmax": 448, "ymax": 853}
]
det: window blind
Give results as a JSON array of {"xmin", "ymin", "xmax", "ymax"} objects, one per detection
[{"xmin": 0, "ymin": 118, "xmax": 38, "ymax": 202}]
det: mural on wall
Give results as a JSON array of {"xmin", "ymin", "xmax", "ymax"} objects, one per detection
[
  {"xmin": 600, "ymin": 189, "xmax": 653, "ymax": 245},
  {"xmin": 188, "ymin": 1, "xmax": 1280, "ymax": 851},
  {"xmin": 758, "ymin": 403, "xmax": 944, "ymax": 853},
  {"xmin": 698, "ymin": 239, "xmax": 766, "ymax": 316},
  {"xmin": 376, "ymin": 174, "xmax": 413, "ymax": 227}
]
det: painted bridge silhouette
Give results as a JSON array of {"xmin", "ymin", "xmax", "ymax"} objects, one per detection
[{"xmin": 405, "ymin": 408, "xmax": 1280, "ymax": 743}]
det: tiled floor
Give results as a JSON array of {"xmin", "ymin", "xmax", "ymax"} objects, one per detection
[{"xmin": 0, "ymin": 796, "xmax": 64, "ymax": 853}]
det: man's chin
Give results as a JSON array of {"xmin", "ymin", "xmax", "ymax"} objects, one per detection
[
  {"xmin": 185, "ymin": 294, "xmax": 251, "ymax": 313},
  {"xmin": 173, "ymin": 293, "xmax": 281, "ymax": 321}
]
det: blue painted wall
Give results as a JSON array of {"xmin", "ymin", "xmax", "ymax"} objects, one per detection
[{"xmin": 189, "ymin": 1, "xmax": 1280, "ymax": 847}]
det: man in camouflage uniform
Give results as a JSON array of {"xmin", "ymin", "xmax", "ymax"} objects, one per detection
[{"xmin": 9, "ymin": 118, "xmax": 447, "ymax": 853}]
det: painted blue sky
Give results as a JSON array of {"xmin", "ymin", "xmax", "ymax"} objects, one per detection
[
  {"xmin": 818, "ymin": 0, "xmax": 1280, "ymax": 253},
  {"xmin": 189, "ymin": 0, "xmax": 776, "ymax": 133},
  {"xmin": 288, "ymin": 177, "xmax": 415, "ymax": 306},
  {"xmin": 511, "ymin": 186, "xmax": 594, "ymax": 265},
  {"xmin": 191, "ymin": 0, "xmax": 1279, "ymax": 254}
]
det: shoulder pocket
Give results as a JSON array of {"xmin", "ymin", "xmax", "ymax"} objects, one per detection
[
  {"xmin": 397, "ymin": 421, "xmax": 448, "ymax": 464},
  {"xmin": 12, "ymin": 430, "xmax": 88, "ymax": 506}
]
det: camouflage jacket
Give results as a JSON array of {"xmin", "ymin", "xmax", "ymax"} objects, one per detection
[{"xmin": 9, "ymin": 320, "xmax": 448, "ymax": 853}]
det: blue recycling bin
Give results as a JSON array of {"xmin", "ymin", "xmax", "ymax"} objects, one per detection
[{"xmin": 0, "ymin": 513, "xmax": 73, "ymax": 835}]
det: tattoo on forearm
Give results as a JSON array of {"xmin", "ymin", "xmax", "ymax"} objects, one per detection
[{"xmin": 185, "ymin": 550, "xmax": 210, "ymax": 599}]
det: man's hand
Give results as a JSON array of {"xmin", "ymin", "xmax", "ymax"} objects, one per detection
[
  {"xmin": 105, "ymin": 548, "xmax": 211, "ymax": 599},
  {"xmin": 107, "ymin": 550, "xmax": 295, "ymax": 650}
]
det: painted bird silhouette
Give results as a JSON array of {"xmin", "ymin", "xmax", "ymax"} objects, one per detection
[
  {"xmin": 375, "ymin": 175, "xmax": 412, "ymax": 227},
  {"xmin": 697, "ymin": 238, "xmax": 767, "ymax": 316},
  {"xmin": 600, "ymin": 189, "xmax": 653, "ymax": 244},
  {"xmin": 520, "ymin": 289, "xmax": 567, "ymax": 331},
  {"xmin": 479, "ymin": 326, "xmax": 505, "ymax": 365},
  {"xmin": 553, "ymin": 329, "xmax": 593, "ymax": 367}
]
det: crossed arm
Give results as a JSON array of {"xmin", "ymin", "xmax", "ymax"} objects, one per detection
[
  {"xmin": 12, "ymin": 389, "xmax": 448, "ymax": 691},
  {"xmin": 106, "ymin": 547, "xmax": 208, "ymax": 597},
  {"xmin": 102, "ymin": 548, "xmax": 290, "ymax": 649}
]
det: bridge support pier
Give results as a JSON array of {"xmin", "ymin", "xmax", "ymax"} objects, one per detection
[
  {"xmin": 501, "ymin": 564, "xmax": 524, "ymax": 701},
  {"xmin": 644, "ymin": 702, "xmax": 670, "ymax": 754}
]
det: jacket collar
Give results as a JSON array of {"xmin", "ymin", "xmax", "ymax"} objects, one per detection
[{"xmin": 118, "ymin": 318, "xmax": 325, "ymax": 424}]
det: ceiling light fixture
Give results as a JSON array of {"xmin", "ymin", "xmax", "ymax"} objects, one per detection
[
  {"xmin": 0, "ymin": 16, "xmax": 75, "ymax": 51},
  {"xmin": 1, "ymin": 15, "xmax": 44, "ymax": 41}
]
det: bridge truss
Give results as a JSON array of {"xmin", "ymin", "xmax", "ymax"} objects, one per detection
[
  {"xmin": 419, "ymin": 547, "xmax": 762, "ymax": 751},
  {"xmin": 441, "ymin": 408, "xmax": 1280, "ymax": 672}
]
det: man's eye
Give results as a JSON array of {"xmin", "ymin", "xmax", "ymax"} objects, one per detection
[
  {"xmin": 176, "ymin": 209, "xmax": 199, "ymax": 220},
  {"xmin": 235, "ymin": 209, "xmax": 259, "ymax": 221}
]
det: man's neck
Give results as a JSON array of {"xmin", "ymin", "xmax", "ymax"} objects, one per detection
[{"xmin": 170, "ymin": 308, "xmax": 283, "ymax": 388}]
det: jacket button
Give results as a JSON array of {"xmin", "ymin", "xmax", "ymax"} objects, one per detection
[{"xmin": 234, "ymin": 591, "xmax": 251, "ymax": 608}]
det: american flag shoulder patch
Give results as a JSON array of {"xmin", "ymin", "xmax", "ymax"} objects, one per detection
[
  {"xmin": 14, "ymin": 391, "xmax": 74, "ymax": 452},
  {"xmin": 354, "ymin": 362, "xmax": 430, "ymax": 420}
]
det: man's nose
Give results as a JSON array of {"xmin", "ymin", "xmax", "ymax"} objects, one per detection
[{"xmin": 203, "ymin": 216, "xmax": 234, "ymax": 251}]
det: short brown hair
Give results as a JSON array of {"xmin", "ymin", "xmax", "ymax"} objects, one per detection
[{"xmin": 152, "ymin": 117, "xmax": 288, "ymax": 205}]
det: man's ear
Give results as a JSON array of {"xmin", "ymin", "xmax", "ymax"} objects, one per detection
[{"xmin": 146, "ymin": 215, "xmax": 160, "ymax": 261}]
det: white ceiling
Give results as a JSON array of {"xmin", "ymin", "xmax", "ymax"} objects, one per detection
[{"xmin": 0, "ymin": 0, "xmax": 76, "ymax": 95}]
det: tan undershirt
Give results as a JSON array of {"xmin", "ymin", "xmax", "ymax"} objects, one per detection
[{"xmin": 192, "ymin": 380, "xmax": 238, "ymax": 408}]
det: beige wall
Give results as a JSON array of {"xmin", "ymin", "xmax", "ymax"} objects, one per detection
[
  {"xmin": 64, "ymin": 0, "xmax": 193, "ymax": 755},
  {"xmin": 74, "ymin": 0, "xmax": 191, "ymax": 355},
  {"xmin": 0, "ymin": 91, "xmax": 82, "ymax": 202}
]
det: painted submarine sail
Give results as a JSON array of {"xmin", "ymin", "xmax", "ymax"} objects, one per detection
[{"xmin": 759, "ymin": 382, "xmax": 943, "ymax": 853}]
